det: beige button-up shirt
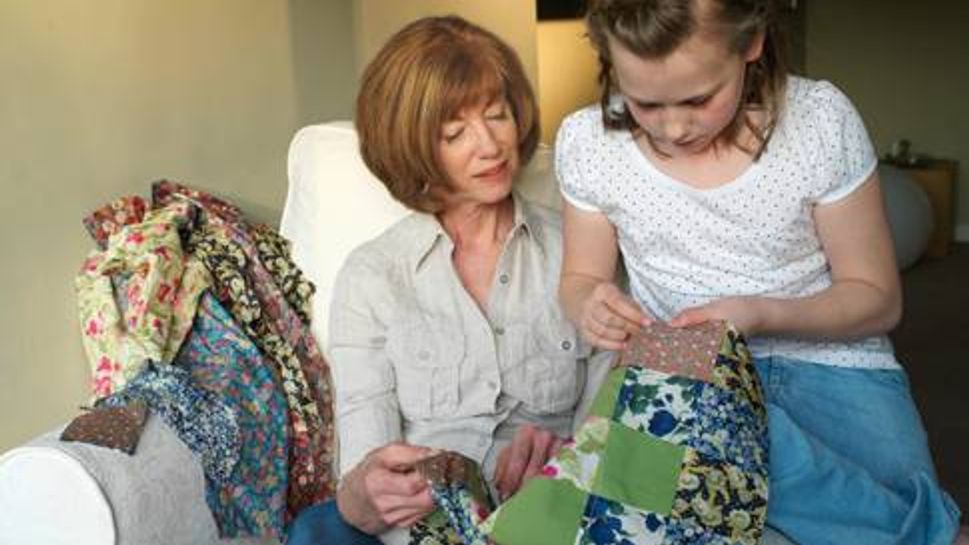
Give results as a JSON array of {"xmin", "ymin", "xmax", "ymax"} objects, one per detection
[{"xmin": 328, "ymin": 194, "xmax": 601, "ymax": 487}]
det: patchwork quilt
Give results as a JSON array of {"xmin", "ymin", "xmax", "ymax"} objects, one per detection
[{"xmin": 412, "ymin": 320, "xmax": 769, "ymax": 545}]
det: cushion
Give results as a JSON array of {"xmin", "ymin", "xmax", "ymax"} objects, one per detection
[{"xmin": 280, "ymin": 122, "xmax": 559, "ymax": 354}]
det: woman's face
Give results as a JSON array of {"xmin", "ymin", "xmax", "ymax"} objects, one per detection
[
  {"xmin": 609, "ymin": 30, "xmax": 762, "ymax": 158},
  {"xmin": 436, "ymin": 97, "xmax": 519, "ymax": 207}
]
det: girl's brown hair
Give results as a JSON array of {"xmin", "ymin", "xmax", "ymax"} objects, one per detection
[
  {"xmin": 585, "ymin": 0, "xmax": 788, "ymax": 158},
  {"xmin": 356, "ymin": 16, "xmax": 539, "ymax": 213}
]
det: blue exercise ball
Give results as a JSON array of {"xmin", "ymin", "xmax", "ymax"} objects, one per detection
[{"xmin": 879, "ymin": 164, "xmax": 934, "ymax": 270}]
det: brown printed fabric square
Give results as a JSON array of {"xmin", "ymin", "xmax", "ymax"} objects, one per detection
[
  {"xmin": 60, "ymin": 400, "xmax": 149, "ymax": 455},
  {"xmin": 617, "ymin": 321, "xmax": 725, "ymax": 383},
  {"xmin": 415, "ymin": 451, "xmax": 494, "ymax": 511}
]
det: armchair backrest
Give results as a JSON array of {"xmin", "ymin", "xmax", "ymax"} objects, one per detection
[{"xmin": 280, "ymin": 122, "xmax": 560, "ymax": 354}]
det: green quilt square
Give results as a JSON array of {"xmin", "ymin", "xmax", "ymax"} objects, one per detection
[
  {"xmin": 488, "ymin": 478, "xmax": 588, "ymax": 545},
  {"xmin": 588, "ymin": 367, "xmax": 628, "ymax": 419},
  {"xmin": 592, "ymin": 423, "xmax": 684, "ymax": 514}
]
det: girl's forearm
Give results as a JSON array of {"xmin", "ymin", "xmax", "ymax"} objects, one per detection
[{"xmin": 756, "ymin": 279, "xmax": 902, "ymax": 340}]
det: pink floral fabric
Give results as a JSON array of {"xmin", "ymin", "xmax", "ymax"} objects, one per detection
[
  {"xmin": 82, "ymin": 195, "xmax": 149, "ymax": 249},
  {"xmin": 76, "ymin": 202, "xmax": 210, "ymax": 398}
]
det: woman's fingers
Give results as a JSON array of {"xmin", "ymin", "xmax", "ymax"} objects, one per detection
[
  {"xmin": 495, "ymin": 425, "xmax": 563, "ymax": 499},
  {"xmin": 372, "ymin": 486, "xmax": 435, "ymax": 527},
  {"xmin": 394, "ymin": 511, "xmax": 429, "ymax": 529},
  {"xmin": 522, "ymin": 428, "xmax": 554, "ymax": 481}
]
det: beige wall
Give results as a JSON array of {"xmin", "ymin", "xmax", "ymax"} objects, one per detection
[
  {"xmin": 353, "ymin": 0, "xmax": 539, "ymax": 91},
  {"xmin": 0, "ymin": 0, "xmax": 356, "ymax": 452},
  {"xmin": 804, "ymin": 1, "xmax": 969, "ymax": 236},
  {"xmin": 536, "ymin": 20, "xmax": 600, "ymax": 144}
]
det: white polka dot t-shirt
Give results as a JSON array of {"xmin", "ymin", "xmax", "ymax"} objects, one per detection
[{"xmin": 556, "ymin": 76, "xmax": 898, "ymax": 369}]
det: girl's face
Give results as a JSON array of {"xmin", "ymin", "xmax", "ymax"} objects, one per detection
[
  {"xmin": 436, "ymin": 97, "xmax": 520, "ymax": 207},
  {"xmin": 609, "ymin": 30, "xmax": 764, "ymax": 158}
]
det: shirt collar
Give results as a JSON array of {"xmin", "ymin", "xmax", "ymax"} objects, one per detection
[{"xmin": 410, "ymin": 191, "xmax": 545, "ymax": 272}]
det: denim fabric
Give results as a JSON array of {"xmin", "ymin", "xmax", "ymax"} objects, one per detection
[
  {"xmin": 286, "ymin": 500, "xmax": 383, "ymax": 545},
  {"xmin": 755, "ymin": 356, "xmax": 961, "ymax": 545}
]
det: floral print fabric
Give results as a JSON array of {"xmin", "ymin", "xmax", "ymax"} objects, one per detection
[
  {"xmin": 174, "ymin": 292, "xmax": 289, "ymax": 540},
  {"xmin": 83, "ymin": 195, "xmax": 149, "ymax": 249},
  {"xmin": 483, "ymin": 321, "xmax": 769, "ymax": 545},
  {"xmin": 411, "ymin": 452, "xmax": 495, "ymax": 545},
  {"xmin": 671, "ymin": 449, "xmax": 768, "ymax": 545},
  {"xmin": 77, "ymin": 180, "xmax": 337, "ymax": 530},
  {"xmin": 76, "ymin": 202, "xmax": 210, "ymax": 398},
  {"xmin": 579, "ymin": 496, "xmax": 667, "ymax": 545},
  {"xmin": 100, "ymin": 362, "xmax": 241, "ymax": 483},
  {"xmin": 188, "ymin": 220, "xmax": 333, "ymax": 517},
  {"xmin": 153, "ymin": 179, "xmax": 336, "ymax": 515}
]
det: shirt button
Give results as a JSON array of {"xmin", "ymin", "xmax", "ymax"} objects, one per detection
[
  {"xmin": 494, "ymin": 326, "xmax": 505, "ymax": 336},
  {"xmin": 499, "ymin": 273, "xmax": 510, "ymax": 284},
  {"xmin": 418, "ymin": 350, "xmax": 430, "ymax": 361},
  {"xmin": 486, "ymin": 380, "xmax": 498, "ymax": 391},
  {"xmin": 561, "ymin": 340, "xmax": 572, "ymax": 351}
]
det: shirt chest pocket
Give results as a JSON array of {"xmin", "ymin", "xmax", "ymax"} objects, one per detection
[
  {"xmin": 386, "ymin": 318, "xmax": 463, "ymax": 420},
  {"xmin": 508, "ymin": 310, "xmax": 590, "ymax": 414}
]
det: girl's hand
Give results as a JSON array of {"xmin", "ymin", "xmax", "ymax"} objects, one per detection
[
  {"xmin": 669, "ymin": 296, "xmax": 767, "ymax": 335},
  {"xmin": 577, "ymin": 281, "xmax": 653, "ymax": 350}
]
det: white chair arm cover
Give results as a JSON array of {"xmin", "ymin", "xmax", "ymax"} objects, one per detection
[{"xmin": 0, "ymin": 414, "xmax": 278, "ymax": 545}]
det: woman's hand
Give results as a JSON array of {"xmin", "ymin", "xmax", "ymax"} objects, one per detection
[
  {"xmin": 574, "ymin": 280, "xmax": 652, "ymax": 350},
  {"xmin": 336, "ymin": 443, "xmax": 437, "ymax": 534},
  {"xmin": 493, "ymin": 425, "xmax": 565, "ymax": 501},
  {"xmin": 669, "ymin": 296, "xmax": 767, "ymax": 335}
]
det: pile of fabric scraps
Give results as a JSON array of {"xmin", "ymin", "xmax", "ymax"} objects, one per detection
[{"xmin": 61, "ymin": 180, "xmax": 336, "ymax": 541}]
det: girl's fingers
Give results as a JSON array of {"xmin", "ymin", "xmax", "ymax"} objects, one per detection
[
  {"xmin": 584, "ymin": 320, "xmax": 628, "ymax": 350},
  {"xmin": 605, "ymin": 293, "xmax": 651, "ymax": 327},
  {"xmin": 589, "ymin": 332, "xmax": 627, "ymax": 351},
  {"xmin": 589, "ymin": 317, "xmax": 630, "ymax": 341},
  {"xmin": 670, "ymin": 307, "xmax": 708, "ymax": 328}
]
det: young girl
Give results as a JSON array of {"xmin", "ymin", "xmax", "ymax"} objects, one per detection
[{"xmin": 557, "ymin": 1, "xmax": 964, "ymax": 544}]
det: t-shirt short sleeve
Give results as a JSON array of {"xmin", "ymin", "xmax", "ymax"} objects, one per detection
[
  {"xmin": 555, "ymin": 108, "xmax": 605, "ymax": 213},
  {"xmin": 803, "ymin": 81, "xmax": 878, "ymax": 205}
]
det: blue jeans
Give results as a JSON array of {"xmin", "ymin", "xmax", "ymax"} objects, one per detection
[
  {"xmin": 755, "ymin": 356, "xmax": 961, "ymax": 545},
  {"xmin": 286, "ymin": 500, "xmax": 383, "ymax": 545}
]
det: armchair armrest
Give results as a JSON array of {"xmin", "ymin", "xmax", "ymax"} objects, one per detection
[{"xmin": 0, "ymin": 414, "xmax": 278, "ymax": 545}]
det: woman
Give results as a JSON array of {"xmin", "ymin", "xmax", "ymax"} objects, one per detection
[{"xmin": 286, "ymin": 16, "xmax": 597, "ymax": 545}]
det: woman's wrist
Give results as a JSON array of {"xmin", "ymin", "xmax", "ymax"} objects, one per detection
[{"xmin": 335, "ymin": 462, "xmax": 384, "ymax": 535}]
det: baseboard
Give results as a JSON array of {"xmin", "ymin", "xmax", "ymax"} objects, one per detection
[{"xmin": 957, "ymin": 224, "xmax": 969, "ymax": 243}]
